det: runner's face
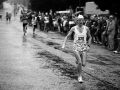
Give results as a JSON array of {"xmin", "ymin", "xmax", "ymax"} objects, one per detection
[{"xmin": 77, "ymin": 18, "xmax": 84, "ymax": 25}]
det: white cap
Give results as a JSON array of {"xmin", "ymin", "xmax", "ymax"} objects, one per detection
[
  {"xmin": 109, "ymin": 15, "xmax": 113, "ymax": 18},
  {"xmin": 77, "ymin": 14, "xmax": 84, "ymax": 19}
]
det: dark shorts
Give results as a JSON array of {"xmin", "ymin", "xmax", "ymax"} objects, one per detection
[
  {"xmin": 33, "ymin": 25, "xmax": 37, "ymax": 28},
  {"xmin": 23, "ymin": 23, "xmax": 27, "ymax": 28},
  {"xmin": 6, "ymin": 17, "xmax": 9, "ymax": 21},
  {"xmin": 0, "ymin": 15, "xmax": 2, "ymax": 18}
]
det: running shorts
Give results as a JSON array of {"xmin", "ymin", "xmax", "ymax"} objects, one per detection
[
  {"xmin": 73, "ymin": 43, "xmax": 88, "ymax": 52},
  {"xmin": 23, "ymin": 23, "xmax": 27, "ymax": 28}
]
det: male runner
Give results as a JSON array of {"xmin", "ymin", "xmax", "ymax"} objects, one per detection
[
  {"xmin": 22, "ymin": 13, "xmax": 28, "ymax": 35},
  {"xmin": 32, "ymin": 14, "xmax": 37, "ymax": 34},
  {"xmin": 0, "ymin": 14, "xmax": 2, "ymax": 20},
  {"xmin": 6, "ymin": 12, "xmax": 9, "ymax": 23},
  {"xmin": 62, "ymin": 15, "xmax": 92, "ymax": 83},
  {"xmin": 8, "ymin": 13, "xmax": 12, "ymax": 23}
]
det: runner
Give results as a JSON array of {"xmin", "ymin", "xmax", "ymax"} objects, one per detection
[
  {"xmin": 8, "ymin": 13, "xmax": 12, "ymax": 23},
  {"xmin": 0, "ymin": 13, "xmax": 2, "ymax": 20},
  {"xmin": 22, "ymin": 13, "xmax": 28, "ymax": 35},
  {"xmin": 6, "ymin": 12, "xmax": 9, "ymax": 23},
  {"xmin": 62, "ymin": 15, "xmax": 92, "ymax": 83},
  {"xmin": 32, "ymin": 14, "xmax": 37, "ymax": 34}
]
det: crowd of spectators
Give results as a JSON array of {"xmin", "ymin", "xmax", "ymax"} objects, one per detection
[{"xmin": 20, "ymin": 8, "xmax": 120, "ymax": 54}]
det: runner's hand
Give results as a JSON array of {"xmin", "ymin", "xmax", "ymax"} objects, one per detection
[{"xmin": 61, "ymin": 45, "xmax": 65, "ymax": 49}]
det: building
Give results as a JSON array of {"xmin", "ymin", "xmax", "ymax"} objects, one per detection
[
  {"xmin": 8, "ymin": 0, "xmax": 29, "ymax": 8},
  {"xmin": 84, "ymin": 2, "xmax": 109, "ymax": 15}
]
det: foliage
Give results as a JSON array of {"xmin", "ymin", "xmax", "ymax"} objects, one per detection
[
  {"xmin": 29, "ymin": 0, "xmax": 80, "ymax": 12},
  {"xmin": 29, "ymin": 0, "xmax": 120, "ymax": 17},
  {"xmin": 0, "ymin": 0, "xmax": 6, "ymax": 4},
  {"xmin": 0, "ymin": 0, "xmax": 6, "ymax": 9},
  {"xmin": 94, "ymin": 0, "xmax": 120, "ymax": 16}
]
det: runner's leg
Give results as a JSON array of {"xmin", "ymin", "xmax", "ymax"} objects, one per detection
[
  {"xmin": 6, "ymin": 18, "xmax": 8, "ymax": 23},
  {"xmin": 25, "ymin": 24, "xmax": 27, "ymax": 33},
  {"xmin": 33, "ymin": 25, "xmax": 36, "ymax": 34},
  {"xmin": 81, "ymin": 51, "xmax": 87, "ymax": 67},
  {"xmin": 73, "ymin": 51, "xmax": 82, "ymax": 77},
  {"xmin": 23, "ymin": 24, "xmax": 26, "ymax": 35},
  {"xmin": 8, "ymin": 18, "xmax": 10, "ymax": 23}
]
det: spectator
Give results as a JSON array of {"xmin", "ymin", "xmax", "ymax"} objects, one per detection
[
  {"xmin": 57, "ymin": 15, "xmax": 62, "ymax": 32},
  {"xmin": 63, "ymin": 16, "xmax": 69, "ymax": 34},
  {"xmin": 113, "ymin": 19, "xmax": 120, "ymax": 53},
  {"xmin": 49, "ymin": 12, "xmax": 54, "ymax": 31},
  {"xmin": 107, "ymin": 15, "xmax": 116, "ymax": 51},
  {"xmin": 44, "ymin": 13, "xmax": 50, "ymax": 32},
  {"xmin": 101, "ymin": 17, "xmax": 108, "ymax": 47}
]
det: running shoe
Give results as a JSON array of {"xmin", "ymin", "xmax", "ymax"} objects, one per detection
[{"xmin": 78, "ymin": 76, "xmax": 83, "ymax": 83}]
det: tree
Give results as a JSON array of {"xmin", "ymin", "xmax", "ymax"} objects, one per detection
[
  {"xmin": 93, "ymin": 0, "xmax": 120, "ymax": 17},
  {"xmin": 0, "ymin": 0, "xmax": 5, "ymax": 4},
  {"xmin": 29, "ymin": 0, "xmax": 51, "ymax": 12},
  {"xmin": 29, "ymin": 0, "xmax": 120, "ymax": 17},
  {"xmin": 0, "ymin": 0, "xmax": 6, "ymax": 9},
  {"xmin": 29, "ymin": 0, "xmax": 80, "ymax": 12}
]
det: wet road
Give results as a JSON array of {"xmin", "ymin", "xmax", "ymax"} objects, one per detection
[
  {"xmin": 0, "ymin": 21, "xmax": 98, "ymax": 90},
  {"xmin": 0, "ymin": 2, "xmax": 86, "ymax": 90},
  {"xmin": 0, "ymin": 12, "xmax": 77, "ymax": 90},
  {"xmin": 0, "ymin": 2, "xmax": 120, "ymax": 90}
]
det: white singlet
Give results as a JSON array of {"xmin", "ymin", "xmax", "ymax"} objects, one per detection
[
  {"xmin": 32, "ymin": 17, "xmax": 37, "ymax": 25},
  {"xmin": 73, "ymin": 25, "xmax": 88, "ymax": 51}
]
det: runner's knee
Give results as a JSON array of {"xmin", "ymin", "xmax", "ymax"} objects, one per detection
[{"xmin": 74, "ymin": 51, "xmax": 82, "ymax": 63}]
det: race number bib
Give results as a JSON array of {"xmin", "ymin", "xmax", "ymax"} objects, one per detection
[
  {"xmin": 73, "ymin": 35, "xmax": 87, "ymax": 51},
  {"xmin": 76, "ymin": 35, "xmax": 85, "ymax": 43}
]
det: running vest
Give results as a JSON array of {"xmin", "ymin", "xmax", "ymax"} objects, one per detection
[
  {"xmin": 32, "ymin": 17, "xmax": 37, "ymax": 25},
  {"xmin": 44, "ymin": 16, "xmax": 49, "ymax": 23},
  {"xmin": 74, "ymin": 25, "xmax": 87, "ymax": 44}
]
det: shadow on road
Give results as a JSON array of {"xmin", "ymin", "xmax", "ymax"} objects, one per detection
[
  {"xmin": 74, "ymin": 83, "xmax": 86, "ymax": 90},
  {"xmin": 32, "ymin": 34, "xmax": 36, "ymax": 38}
]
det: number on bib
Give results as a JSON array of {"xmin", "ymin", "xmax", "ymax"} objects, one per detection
[{"xmin": 77, "ymin": 36, "xmax": 84, "ymax": 43}]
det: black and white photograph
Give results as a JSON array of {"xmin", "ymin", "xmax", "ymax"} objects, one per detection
[{"xmin": 0, "ymin": 0, "xmax": 120, "ymax": 90}]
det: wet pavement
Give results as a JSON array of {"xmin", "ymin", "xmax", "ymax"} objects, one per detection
[
  {"xmin": 0, "ymin": 2, "xmax": 120, "ymax": 90},
  {"xmin": 0, "ymin": 14, "xmax": 80, "ymax": 90},
  {"xmin": 0, "ymin": 2, "xmax": 87, "ymax": 90}
]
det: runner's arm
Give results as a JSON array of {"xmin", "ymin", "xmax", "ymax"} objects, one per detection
[
  {"xmin": 86, "ymin": 27, "xmax": 92, "ymax": 47},
  {"xmin": 62, "ymin": 27, "xmax": 74, "ymax": 47}
]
